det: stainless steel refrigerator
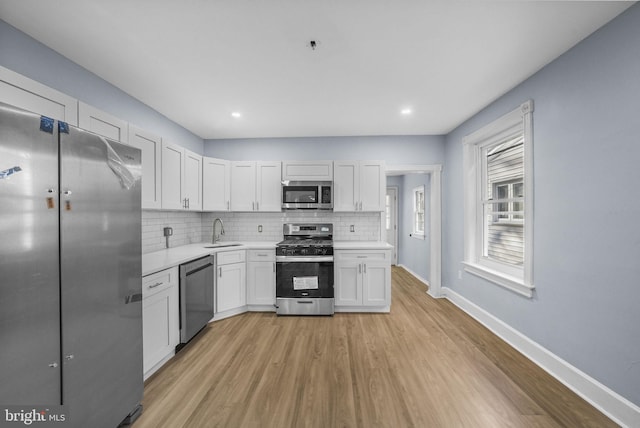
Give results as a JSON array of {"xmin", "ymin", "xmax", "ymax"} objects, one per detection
[{"xmin": 0, "ymin": 102, "xmax": 143, "ymax": 427}]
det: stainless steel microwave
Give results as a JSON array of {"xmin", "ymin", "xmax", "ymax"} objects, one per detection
[{"xmin": 281, "ymin": 181, "xmax": 333, "ymax": 210}]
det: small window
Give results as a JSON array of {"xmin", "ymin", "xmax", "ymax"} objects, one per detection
[
  {"xmin": 463, "ymin": 100, "xmax": 534, "ymax": 297},
  {"xmin": 412, "ymin": 186, "xmax": 425, "ymax": 239}
]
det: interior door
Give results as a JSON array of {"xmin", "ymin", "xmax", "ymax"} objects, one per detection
[
  {"xmin": 0, "ymin": 103, "xmax": 61, "ymax": 405},
  {"xmin": 60, "ymin": 127, "xmax": 143, "ymax": 427}
]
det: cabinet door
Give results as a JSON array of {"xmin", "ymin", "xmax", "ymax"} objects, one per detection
[
  {"xmin": 334, "ymin": 261, "xmax": 361, "ymax": 306},
  {"xmin": 333, "ymin": 161, "xmax": 359, "ymax": 212},
  {"xmin": 360, "ymin": 161, "xmax": 385, "ymax": 211},
  {"xmin": 161, "ymin": 141, "xmax": 185, "ymax": 210},
  {"xmin": 129, "ymin": 126, "xmax": 162, "ymax": 209},
  {"xmin": 0, "ymin": 65, "xmax": 78, "ymax": 125},
  {"xmin": 142, "ymin": 285, "xmax": 178, "ymax": 375},
  {"xmin": 217, "ymin": 263, "xmax": 247, "ymax": 312},
  {"xmin": 282, "ymin": 161, "xmax": 333, "ymax": 181},
  {"xmin": 362, "ymin": 262, "xmax": 390, "ymax": 306},
  {"xmin": 78, "ymin": 102, "xmax": 128, "ymax": 143},
  {"xmin": 247, "ymin": 262, "xmax": 276, "ymax": 305},
  {"xmin": 230, "ymin": 161, "xmax": 256, "ymax": 211},
  {"xmin": 256, "ymin": 161, "xmax": 282, "ymax": 212},
  {"xmin": 203, "ymin": 157, "xmax": 230, "ymax": 211},
  {"xmin": 183, "ymin": 149, "xmax": 202, "ymax": 211}
]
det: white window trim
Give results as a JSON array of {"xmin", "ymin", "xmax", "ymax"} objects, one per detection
[
  {"xmin": 462, "ymin": 100, "xmax": 534, "ymax": 298},
  {"xmin": 412, "ymin": 185, "xmax": 425, "ymax": 240}
]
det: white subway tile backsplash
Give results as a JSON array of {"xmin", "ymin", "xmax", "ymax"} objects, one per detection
[{"xmin": 142, "ymin": 210, "xmax": 382, "ymax": 253}]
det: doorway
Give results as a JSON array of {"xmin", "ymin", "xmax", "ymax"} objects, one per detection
[
  {"xmin": 385, "ymin": 164, "xmax": 442, "ymax": 298},
  {"xmin": 385, "ymin": 187, "xmax": 398, "ymax": 265}
]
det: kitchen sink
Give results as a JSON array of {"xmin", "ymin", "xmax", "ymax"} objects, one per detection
[{"xmin": 203, "ymin": 243, "xmax": 243, "ymax": 249}]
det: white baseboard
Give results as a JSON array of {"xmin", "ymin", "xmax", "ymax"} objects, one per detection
[
  {"xmin": 441, "ymin": 286, "xmax": 640, "ymax": 428},
  {"xmin": 335, "ymin": 305, "xmax": 390, "ymax": 313},
  {"xmin": 211, "ymin": 306, "xmax": 248, "ymax": 321},
  {"xmin": 397, "ymin": 264, "xmax": 430, "ymax": 287},
  {"xmin": 144, "ymin": 351, "xmax": 175, "ymax": 381}
]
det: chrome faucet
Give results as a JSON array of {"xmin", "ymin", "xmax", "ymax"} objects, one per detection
[{"xmin": 212, "ymin": 218, "xmax": 225, "ymax": 243}]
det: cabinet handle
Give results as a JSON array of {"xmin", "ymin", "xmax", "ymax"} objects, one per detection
[
  {"xmin": 256, "ymin": 201, "xmax": 259, "ymax": 211},
  {"xmin": 227, "ymin": 201, "xmax": 230, "ymax": 211},
  {"xmin": 219, "ymin": 267, "xmax": 222, "ymax": 277},
  {"xmin": 149, "ymin": 282, "xmax": 163, "ymax": 289},
  {"xmin": 273, "ymin": 262, "xmax": 276, "ymax": 273},
  {"xmin": 358, "ymin": 263, "xmax": 362, "ymax": 274},
  {"xmin": 49, "ymin": 362, "xmax": 59, "ymax": 368},
  {"xmin": 252, "ymin": 201, "xmax": 255, "ymax": 211},
  {"xmin": 187, "ymin": 198, "xmax": 190, "ymax": 209},
  {"xmin": 364, "ymin": 264, "xmax": 367, "ymax": 274}
]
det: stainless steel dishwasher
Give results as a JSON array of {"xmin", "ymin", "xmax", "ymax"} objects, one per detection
[{"xmin": 178, "ymin": 255, "xmax": 215, "ymax": 348}]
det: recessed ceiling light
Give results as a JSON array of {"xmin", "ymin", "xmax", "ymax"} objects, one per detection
[
  {"xmin": 231, "ymin": 112, "xmax": 242, "ymax": 118},
  {"xmin": 400, "ymin": 108, "xmax": 413, "ymax": 116}
]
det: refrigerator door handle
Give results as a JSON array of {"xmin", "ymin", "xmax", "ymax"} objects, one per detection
[{"xmin": 125, "ymin": 293, "xmax": 143, "ymax": 304}]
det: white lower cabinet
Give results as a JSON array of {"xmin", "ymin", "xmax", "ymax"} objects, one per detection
[
  {"xmin": 334, "ymin": 249, "xmax": 391, "ymax": 310},
  {"xmin": 247, "ymin": 249, "xmax": 276, "ymax": 308},
  {"xmin": 216, "ymin": 250, "xmax": 247, "ymax": 313},
  {"xmin": 142, "ymin": 267, "xmax": 179, "ymax": 379}
]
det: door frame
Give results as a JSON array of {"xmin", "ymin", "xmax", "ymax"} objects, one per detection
[
  {"xmin": 386, "ymin": 164, "xmax": 442, "ymax": 298},
  {"xmin": 385, "ymin": 186, "xmax": 399, "ymax": 265}
]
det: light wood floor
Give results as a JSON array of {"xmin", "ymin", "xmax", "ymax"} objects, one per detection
[{"xmin": 133, "ymin": 266, "xmax": 617, "ymax": 428}]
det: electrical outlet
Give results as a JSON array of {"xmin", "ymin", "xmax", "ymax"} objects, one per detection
[
  {"xmin": 350, "ymin": 225, "xmax": 355, "ymax": 232},
  {"xmin": 458, "ymin": 270, "xmax": 462, "ymax": 280},
  {"xmin": 258, "ymin": 225, "xmax": 263, "ymax": 233}
]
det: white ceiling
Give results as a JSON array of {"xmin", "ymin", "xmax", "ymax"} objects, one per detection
[{"xmin": 0, "ymin": 1, "xmax": 633, "ymax": 139}]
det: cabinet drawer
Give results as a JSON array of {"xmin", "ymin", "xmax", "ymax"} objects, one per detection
[
  {"xmin": 217, "ymin": 249, "xmax": 246, "ymax": 266},
  {"xmin": 143, "ymin": 267, "xmax": 178, "ymax": 299},
  {"xmin": 335, "ymin": 250, "xmax": 390, "ymax": 262},
  {"xmin": 248, "ymin": 249, "xmax": 275, "ymax": 262}
]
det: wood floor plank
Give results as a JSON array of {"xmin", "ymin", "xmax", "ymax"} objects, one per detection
[{"xmin": 133, "ymin": 266, "xmax": 618, "ymax": 428}]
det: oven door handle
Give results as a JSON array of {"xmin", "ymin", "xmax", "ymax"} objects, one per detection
[{"xmin": 276, "ymin": 256, "xmax": 334, "ymax": 263}]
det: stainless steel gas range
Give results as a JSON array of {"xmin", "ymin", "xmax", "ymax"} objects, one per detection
[{"xmin": 275, "ymin": 223, "xmax": 334, "ymax": 315}]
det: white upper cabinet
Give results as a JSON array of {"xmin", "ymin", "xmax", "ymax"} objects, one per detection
[
  {"xmin": 256, "ymin": 161, "xmax": 282, "ymax": 212},
  {"xmin": 230, "ymin": 161, "xmax": 281, "ymax": 212},
  {"xmin": 282, "ymin": 161, "xmax": 333, "ymax": 181},
  {"xmin": 230, "ymin": 161, "xmax": 257, "ymax": 211},
  {"xmin": 161, "ymin": 142, "xmax": 202, "ymax": 211},
  {"xmin": 78, "ymin": 101, "xmax": 128, "ymax": 143},
  {"xmin": 359, "ymin": 161, "xmax": 386, "ymax": 211},
  {"xmin": 129, "ymin": 126, "xmax": 162, "ymax": 209},
  {"xmin": 183, "ymin": 149, "xmax": 203, "ymax": 211},
  {"xmin": 161, "ymin": 141, "xmax": 186, "ymax": 210},
  {"xmin": 203, "ymin": 157, "xmax": 231, "ymax": 211},
  {"xmin": 0, "ymin": 65, "xmax": 78, "ymax": 125},
  {"xmin": 334, "ymin": 160, "xmax": 385, "ymax": 212}
]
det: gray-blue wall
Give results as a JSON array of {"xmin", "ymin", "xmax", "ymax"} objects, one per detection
[
  {"xmin": 443, "ymin": 3, "xmax": 640, "ymax": 406},
  {"xmin": 0, "ymin": 20, "xmax": 203, "ymax": 153}
]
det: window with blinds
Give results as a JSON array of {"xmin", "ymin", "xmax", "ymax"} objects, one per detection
[
  {"xmin": 482, "ymin": 135, "xmax": 524, "ymax": 266},
  {"xmin": 413, "ymin": 186, "xmax": 425, "ymax": 239},
  {"xmin": 462, "ymin": 100, "xmax": 534, "ymax": 297}
]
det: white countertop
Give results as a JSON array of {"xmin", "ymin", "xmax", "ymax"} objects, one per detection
[
  {"xmin": 334, "ymin": 241, "xmax": 394, "ymax": 250},
  {"xmin": 142, "ymin": 241, "xmax": 277, "ymax": 276},
  {"xmin": 142, "ymin": 240, "xmax": 393, "ymax": 276}
]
